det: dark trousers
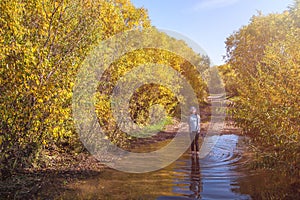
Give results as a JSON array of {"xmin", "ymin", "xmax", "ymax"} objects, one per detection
[{"xmin": 190, "ymin": 131, "xmax": 200, "ymax": 152}]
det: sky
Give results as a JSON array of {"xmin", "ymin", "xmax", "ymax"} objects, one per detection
[{"xmin": 130, "ymin": 0, "xmax": 294, "ymax": 66}]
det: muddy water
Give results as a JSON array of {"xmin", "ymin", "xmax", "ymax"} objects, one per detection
[
  {"xmin": 156, "ymin": 134, "xmax": 250, "ymax": 200},
  {"xmin": 58, "ymin": 134, "xmax": 295, "ymax": 200}
]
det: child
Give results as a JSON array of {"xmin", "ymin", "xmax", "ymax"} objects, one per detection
[{"xmin": 189, "ymin": 106, "xmax": 201, "ymax": 154}]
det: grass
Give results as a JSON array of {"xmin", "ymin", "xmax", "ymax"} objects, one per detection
[{"xmin": 132, "ymin": 116, "xmax": 174, "ymax": 138}]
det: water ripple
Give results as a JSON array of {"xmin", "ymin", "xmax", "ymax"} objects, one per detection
[{"xmin": 157, "ymin": 134, "xmax": 251, "ymax": 200}]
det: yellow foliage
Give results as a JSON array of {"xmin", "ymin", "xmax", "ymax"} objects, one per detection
[
  {"xmin": 225, "ymin": 2, "xmax": 300, "ymax": 171},
  {"xmin": 0, "ymin": 0, "xmax": 208, "ymax": 172},
  {"xmin": 0, "ymin": 0, "xmax": 152, "ymax": 170}
]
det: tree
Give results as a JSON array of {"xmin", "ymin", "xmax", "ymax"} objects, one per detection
[
  {"xmin": 0, "ymin": 0, "xmax": 150, "ymax": 172},
  {"xmin": 225, "ymin": 1, "xmax": 300, "ymax": 172},
  {"xmin": 0, "ymin": 0, "xmax": 209, "ymax": 174}
]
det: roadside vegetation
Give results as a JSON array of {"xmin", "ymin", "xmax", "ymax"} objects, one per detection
[
  {"xmin": 0, "ymin": 0, "xmax": 208, "ymax": 177},
  {"xmin": 219, "ymin": 0, "xmax": 300, "ymax": 177}
]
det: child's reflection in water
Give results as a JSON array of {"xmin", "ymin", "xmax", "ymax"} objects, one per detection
[{"xmin": 189, "ymin": 154, "xmax": 203, "ymax": 199}]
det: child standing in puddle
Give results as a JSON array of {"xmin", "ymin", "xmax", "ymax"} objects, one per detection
[{"xmin": 189, "ymin": 106, "xmax": 201, "ymax": 154}]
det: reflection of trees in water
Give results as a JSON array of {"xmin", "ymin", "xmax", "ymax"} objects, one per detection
[
  {"xmin": 237, "ymin": 170, "xmax": 300, "ymax": 199},
  {"xmin": 189, "ymin": 155, "xmax": 203, "ymax": 199}
]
